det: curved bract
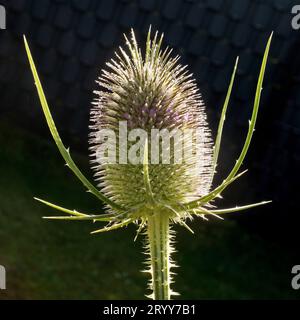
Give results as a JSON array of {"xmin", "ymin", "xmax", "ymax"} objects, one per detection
[{"xmin": 24, "ymin": 28, "xmax": 272, "ymax": 300}]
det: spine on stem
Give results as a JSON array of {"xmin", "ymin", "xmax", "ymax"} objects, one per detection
[{"xmin": 145, "ymin": 213, "xmax": 177, "ymax": 300}]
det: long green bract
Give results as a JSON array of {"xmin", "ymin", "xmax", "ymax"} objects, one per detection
[
  {"xmin": 210, "ymin": 57, "xmax": 239, "ymax": 186},
  {"xmin": 23, "ymin": 36, "xmax": 125, "ymax": 211},
  {"xmin": 185, "ymin": 32, "xmax": 273, "ymax": 210},
  {"xmin": 35, "ymin": 197, "xmax": 116, "ymax": 221}
]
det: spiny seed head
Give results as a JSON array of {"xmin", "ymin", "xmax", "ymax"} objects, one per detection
[{"xmin": 89, "ymin": 28, "xmax": 213, "ymax": 218}]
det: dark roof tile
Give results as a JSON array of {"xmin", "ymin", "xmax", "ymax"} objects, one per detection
[
  {"xmin": 13, "ymin": 13, "xmax": 31, "ymax": 35},
  {"xmin": 41, "ymin": 76, "xmax": 59, "ymax": 100},
  {"xmin": 276, "ymin": 13, "xmax": 293, "ymax": 37},
  {"xmin": 211, "ymin": 42, "xmax": 230, "ymax": 67},
  {"xmin": 62, "ymin": 59, "xmax": 79, "ymax": 84},
  {"xmin": 213, "ymin": 65, "xmax": 232, "ymax": 93},
  {"xmin": 65, "ymin": 86, "xmax": 81, "ymax": 109},
  {"xmin": 237, "ymin": 51, "xmax": 252, "ymax": 76},
  {"xmin": 80, "ymin": 41, "xmax": 98, "ymax": 66},
  {"xmin": 119, "ymin": 4, "xmax": 138, "ymax": 28},
  {"xmin": 209, "ymin": 14, "xmax": 227, "ymax": 38},
  {"xmin": 36, "ymin": 24, "xmax": 54, "ymax": 48},
  {"xmin": 98, "ymin": 23, "xmax": 119, "ymax": 48},
  {"xmin": 235, "ymin": 76, "xmax": 254, "ymax": 102},
  {"xmin": 77, "ymin": 13, "xmax": 96, "ymax": 39},
  {"xmin": 206, "ymin": 0, "xmax": 223, "ymax": 11},
  {"xmin": 32, "ymin": 0, "xmax": 50, "ymax": 20},
  {"xmin": 54, "ymin": 5, "xmax": 73, "ymax": 30},
  {"xmin": 9, "ymin": 0, "xmax": 27, "ymax": 12},
  {"xmin": 72, "ymin": 0, "xmax": 91, "ymax": 12},
  {"xmin": 40, "ymin": 49, "xmax": 57, "ymax": 75},
  {"xmin": 193, "ymin": 57, "xmax": 210, "ymax": 83},
  {"xmin": 229, "ymin": 0, "xmax": 249, "ymax": 21},
  {"xmin": 162, "ymin": 0, "xmax": 181, "ymax": 20},
  {"xmin": 165, "ymin": 23, "xmax": 184, "ymax": 47},
  {"xmin": 273, "ymin": 0, "xmax": 291, "ymax": 11},
  {"xmin": 188, "ymin": 32, "xmax": 207, "ymax": 55},
  {"xmin": 231, "ymin": 23, "xmax": 251, "ymax": 48},
  {"xmin": 142, "ymin": 13, "xmax": 161, "ymax": 33},
  {"xmin": 139, "ymin": 0, "xmax": 156, "ymax": 12},
  {"xmin": 58, "ymin": 31, "xmax": 76, "ymax": 56},
  {"xmin": 253, "ymin": 4, "xmax": 273, "ymax": 30},
  {"xmin": 96, "ymin": 0, "xmax": 116, "ymax": 21},
  {"xmin": 185, "ymin": 4, "xmax": 205, "ymax": 29}
]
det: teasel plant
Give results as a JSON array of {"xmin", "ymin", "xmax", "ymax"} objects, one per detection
[{"xmin": 24, "ymin": 27, "xmax": 272, "ymax": 300}]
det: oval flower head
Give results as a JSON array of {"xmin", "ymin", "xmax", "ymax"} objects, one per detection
[
  {"xmin": 24, "ymin": 27, "xmax": 272, "ymax": 300},
  {"xmin": 90, "ymin": 29, "xmax": 214, "ymax": 217}
]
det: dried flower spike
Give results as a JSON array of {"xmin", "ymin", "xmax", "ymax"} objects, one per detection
[{"xmin": 23, "ymin": 27, "xmax": 272, "ymax": 300}]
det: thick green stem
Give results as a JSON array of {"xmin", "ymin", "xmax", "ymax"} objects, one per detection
[{"xmin": 147, "ymin": 213, "xmax": 171, "ymax": 300}]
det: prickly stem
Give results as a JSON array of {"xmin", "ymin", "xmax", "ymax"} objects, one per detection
[{"xmin": 146, "ymin": 213, "xmax": 173, "ymax": 300}]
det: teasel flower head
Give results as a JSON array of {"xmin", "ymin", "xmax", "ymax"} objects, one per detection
[
  {"xmin": 24, "ymin": 28, "xmax": 272, "ymax": 300},
  {"xmin": 89, "ymin": 28, "xmax": 214, "ymax": 220}
]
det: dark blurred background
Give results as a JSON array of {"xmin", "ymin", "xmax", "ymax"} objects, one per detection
[{"xmin": 0, "ymin": 0, "xmax": 299, "ymax": 299}]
